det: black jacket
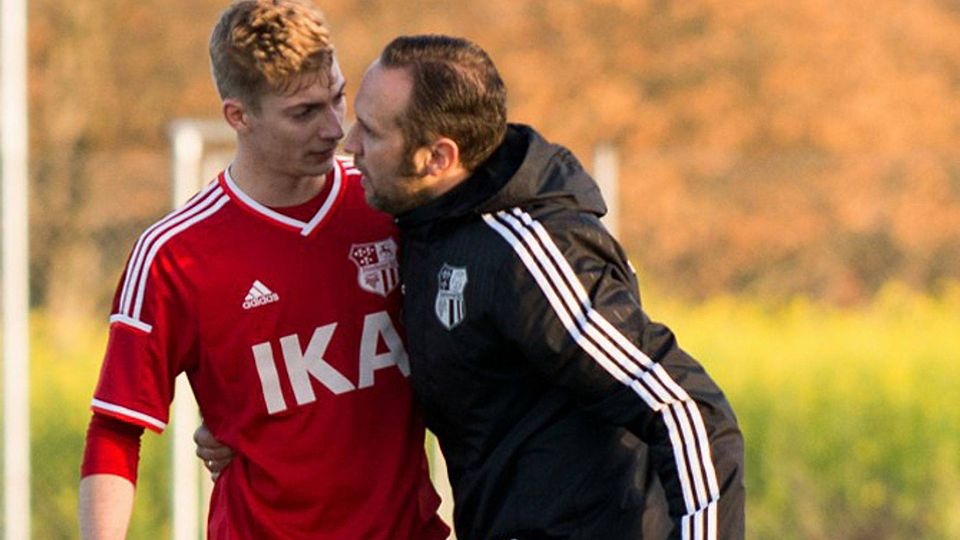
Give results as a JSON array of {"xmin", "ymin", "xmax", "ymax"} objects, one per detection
[{"xmin": 397, "ymin": 124, "xmax": 744, "ymax": 540}]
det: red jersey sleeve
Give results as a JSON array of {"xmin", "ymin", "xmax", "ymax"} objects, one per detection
[{"xmin": 91, "ymin": 232, "xmax": 199, "ymax": 434}]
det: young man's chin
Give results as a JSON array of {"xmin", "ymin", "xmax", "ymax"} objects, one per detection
[{"xmin": 299, "ymin": 154, "xmax": 336, "ymax": 177}]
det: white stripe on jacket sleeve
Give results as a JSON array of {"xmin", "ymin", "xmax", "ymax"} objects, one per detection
[{"xmin": 483, "ymin": 208, "xmax": 721, "ymax": 540}]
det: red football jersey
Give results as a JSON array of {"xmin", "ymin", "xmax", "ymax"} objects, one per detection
[{"xmin": 91, "ymin": 158, "xmax": 448, "ymax": 539}]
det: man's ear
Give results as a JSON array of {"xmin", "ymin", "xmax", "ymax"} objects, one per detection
[
  {"xmin": 425, "ymin": 137, "xmax": 462, "ymax": 176},
  {"xmin": 222, "ymin": 98, "xmax": 251, "ymax": 133}
]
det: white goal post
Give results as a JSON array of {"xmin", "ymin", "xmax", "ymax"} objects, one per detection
[
  {"xmin": 168, "ymin": 119, "xmax": 235, "ymax": 540},
  {"xmin": 2, "ymin": 0, "xmax": 30, "ymax": 538}
]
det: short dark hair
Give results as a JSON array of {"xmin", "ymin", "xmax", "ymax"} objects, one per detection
[{"xmin": 380, "ymin": 35, "xmax": 508, "ymax": 171}]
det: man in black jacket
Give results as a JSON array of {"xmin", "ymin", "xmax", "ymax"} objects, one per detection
[{"xmin": 340, "ymin": 35, "xmax": 745, "ymax": 540}]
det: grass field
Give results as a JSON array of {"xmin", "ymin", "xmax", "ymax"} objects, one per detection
[
  {"xmin": 19, "ymin": 281, "xmax": 960, "ymax": 538},
  {"xmin": 645, "ymin": 282, "xmax": 960, "ymax": 539}
]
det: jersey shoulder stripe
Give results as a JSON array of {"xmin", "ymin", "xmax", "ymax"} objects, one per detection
[
  {"xmin": 118, "ymin": 180, "xmax": 221, "ymax": 315},
  {"xmin": 336, "ymin": 155, "xmax": 362, "ymax": 178},
  {"xmin": 114, "ymin": 180, "xmax": 229, "ymax": 332}
]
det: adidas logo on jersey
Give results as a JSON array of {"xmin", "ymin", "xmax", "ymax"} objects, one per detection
[{"xmin": 243, "ymin": 280, "xmax": 280, "ymax": 309}]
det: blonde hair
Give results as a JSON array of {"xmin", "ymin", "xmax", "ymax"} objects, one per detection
[{"xmin": 209, "ymin": 0, "xmax": 334, "ymax": 110}]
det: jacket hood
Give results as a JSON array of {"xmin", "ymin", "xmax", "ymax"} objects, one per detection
[
  {"xmin": 479, "ymin": 124, "xmax": 607, "ymax": 216},
  {"xmin": 396, "ymin": 124, "xmax": 607, "ymax": 232}
]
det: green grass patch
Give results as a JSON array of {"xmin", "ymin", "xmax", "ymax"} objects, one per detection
[
  {"xmin": 28, "ymin": 315, "xmax": 170, "ymax": 539},
  {"xmin": 644, "ymin": 282, "xmax": 960, "ymax": 540}
]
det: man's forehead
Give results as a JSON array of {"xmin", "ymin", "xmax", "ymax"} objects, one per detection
[
  {"xmin": 359, "ymin": 63, "xmax": 411, "ymax": 110},
  {"xmin": 363, "ymin": 61, "xmax": 409, "ymax": 88},
  {"xmin": 349, "ymin": 64, "xmax": 409, "ymax": 135}
]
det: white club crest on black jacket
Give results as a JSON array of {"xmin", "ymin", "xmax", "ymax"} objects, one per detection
[{"xmin": 396, "ymin": 124, "xmax": 745, "ymax": 540}]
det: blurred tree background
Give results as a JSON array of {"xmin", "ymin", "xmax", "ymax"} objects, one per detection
[
  {"xmin": 16, "ymin": 0, "xmax": 960, "ymax": 538},
  {"xmin": 26, "ymin": 0, "xmax": 960, "ymax": 316}
]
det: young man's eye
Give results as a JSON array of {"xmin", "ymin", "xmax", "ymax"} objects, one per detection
[{"xmin": 291, "ymin": 108, "xmax": 313, "ymax": 120}]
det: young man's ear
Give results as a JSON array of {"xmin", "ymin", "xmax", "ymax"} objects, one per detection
[{"xmin": 222, "ymin": 98, "xmax": 252, "ymax": 133}]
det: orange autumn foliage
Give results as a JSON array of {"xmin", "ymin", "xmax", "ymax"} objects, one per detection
[{"xmin": 26, "ymin": 0, "xmax": 960, "ymax": 312}]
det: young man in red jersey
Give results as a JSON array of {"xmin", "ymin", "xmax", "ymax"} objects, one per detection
[{"xmin": 78, "ymin": 2, "xmax": 448, "ymax": 539}]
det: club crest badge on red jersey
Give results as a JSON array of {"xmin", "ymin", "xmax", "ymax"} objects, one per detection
[
  {"xmin": 349, "ymin": 238, "xmax": 400, "ymax": 297},
  {"xmin": 435, "ymin": 264, "xmax": 468, "ymax": 330}
]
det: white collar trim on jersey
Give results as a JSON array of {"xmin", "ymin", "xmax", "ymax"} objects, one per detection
[{"xmin": 222, "ymin": 161, "xmax": 342, "ymax": 237}]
